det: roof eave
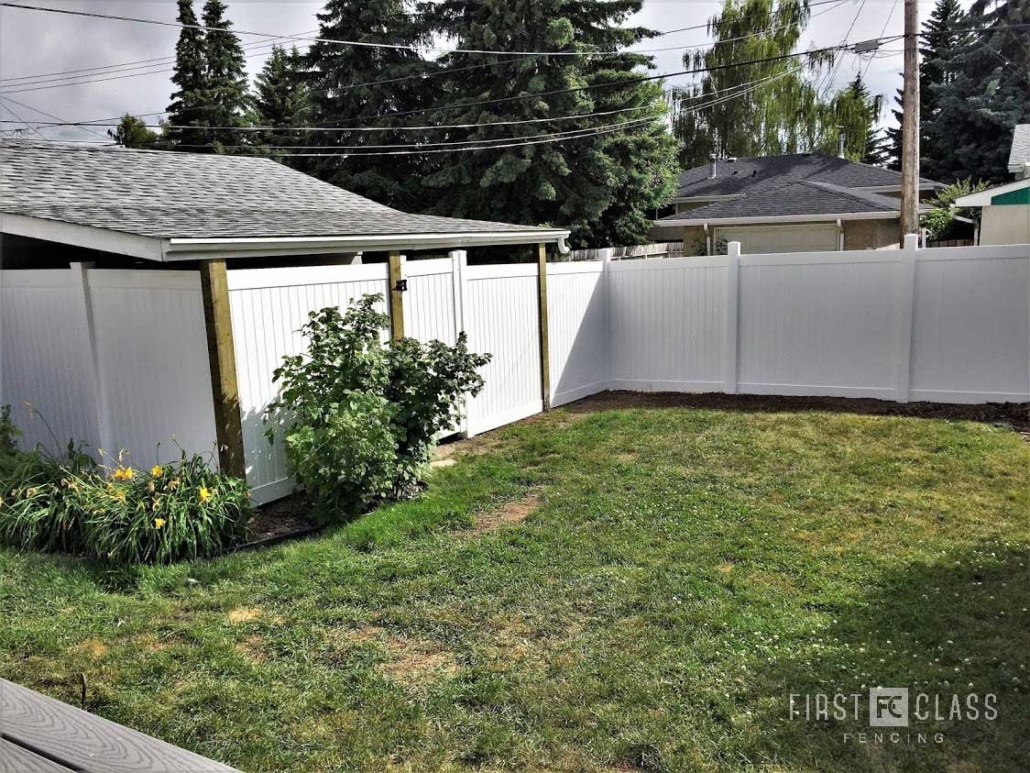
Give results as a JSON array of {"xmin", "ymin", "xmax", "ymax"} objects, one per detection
[
  {"xmin": 165, "ymin": 229, "xmax": 571, "ymax": 260},
  {"xmin": 653, "ymin": 211, "xmax": 902, "ymax": 227},
  {"xmin": 1, "ymin": 212, "xmax": 167, "ymax": 262}
]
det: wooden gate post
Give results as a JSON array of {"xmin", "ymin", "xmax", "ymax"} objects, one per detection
[
  {"xmin": 200, "ymin": 260, "xmax": 246, "ymax": 479},
  {"xmin": 388, "ymin": 251, "xmax": 406, "ymax": 340},
  {"xmin": 537, "ymin": 243, "xmax": 551, "ymax": 411}
]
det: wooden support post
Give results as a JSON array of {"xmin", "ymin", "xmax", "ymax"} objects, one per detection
[
  {"xmin": 200, "ymin": 260, "xmax": 245, "ymax": 479},
  {"xmin": 537, "ymin": 243, "xmax": 551, "ymax": 411},
  {"xmin": 388, "ymin": 251, "xmax": 405, "ymax": 340}
]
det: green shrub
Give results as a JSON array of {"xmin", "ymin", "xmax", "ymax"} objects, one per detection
[
  {"xmin": 81, "ymin": 453, "xmax": 252, "ymax": 565},
  {"xmin": 0, "ymin": 405, "xmax": 20, "ymax": 457},
  {"xmin": 268, "ymin": 293, "xmax": 490, "ymax": 522},
  {"xmin": 282, "ymin": 392, "xmax": 399, "ymax": 524}
]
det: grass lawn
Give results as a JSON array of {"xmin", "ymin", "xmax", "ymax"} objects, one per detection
[{"xmin": 2, "ymin": 395, "xmax": 1029, "ymax": 772}]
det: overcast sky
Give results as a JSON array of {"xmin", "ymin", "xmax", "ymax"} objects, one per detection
[{"xmin": 0, "ymin": 0, "xmax": 968, "ymax": 143}]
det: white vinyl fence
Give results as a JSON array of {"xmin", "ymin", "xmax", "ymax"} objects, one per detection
[
  {"xmin": 0, "ymin": 265, "xmax": 217, "ymax": 466},
  {"xmin": 3, "ymin": 238, "xmax": 1027, "ymax": 506}
]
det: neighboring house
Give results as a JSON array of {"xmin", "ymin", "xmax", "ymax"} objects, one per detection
[
  {"xmin": 650, "ymin": 153, "xmax": 941, "ymax": 254},
  {"xmin": 954, "ymin": 125, "xmax": 1030, "ymax": 246}
]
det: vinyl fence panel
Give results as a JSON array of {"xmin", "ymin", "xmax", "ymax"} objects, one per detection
[
  {"xmin": 547, "ymin": 261, "xmax": 609, "ymax": 407},
  {"xmin": 462, "ymin": 263, "xmax": 543, "ymax": 435},
  {"xmin": 909, "ymin": 245, "xmax": 1030, "ymax": 403},
  {"xmin": 227, "ymin": 264, "xmax": 390, "ymax": 504},
  {"xmin": 608, "ymin": 256, "xmax": 728, "ymax": 392}
]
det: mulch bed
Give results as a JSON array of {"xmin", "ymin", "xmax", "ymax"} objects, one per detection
[
  {"xmin": 562, "ymin": 391, "xmax": 1030, "ymax": 436},
  {"xmin": 233, "ymin": 492, "xmax": 319, "ymax": 552}
]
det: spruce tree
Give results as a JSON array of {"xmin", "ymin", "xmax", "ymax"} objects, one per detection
[
  {"xmin": 166, "ymin": 0, "xmax": 207, "ymax": 149},
  {"xmin": 305, "ymin": 0, "xmax": 429, "ymax": 209},
  {"xmin": 863, "ymin": 127, "xmax": 890, "ymax": 167},
  {"xmin": 254, "ymin": 46, "xmax": 311, "ymax": 159},
  {"xmin": 817, "ymin": 73, "xmax": 882, "ymax": 160},
  {"xmin": 201, "ymin": 0, "xmax": 251, "ymax": 151},
  {"xmin": 886, "ymin": 0, "xmax": 972, "ymax": 176},
  {"xmin": 930, "ymin": 0, "xmax": 1030, "ymax": 183},
  {"xmin": 422, "ymin": 0, "xmax": 678, "ymax": 247},
  {"xmin": 672, "ymin": 0, "xmax": 835, "ymax": 167}
]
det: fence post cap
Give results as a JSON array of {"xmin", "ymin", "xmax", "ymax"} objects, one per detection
[{"xmin": 727, "ymin": 241, "xmax": 742, "ymax": 257}]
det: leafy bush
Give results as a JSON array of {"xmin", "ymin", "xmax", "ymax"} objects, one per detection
[
  {"xmin": 82, "ymin": 452, "xmax": 252, "ymax": 565},
  {"xmin": 0, "ymin": 405, "xmax": 20, "ymax": 457},
  {"xmin": 269, "ymin": 293, "xmax": 490, "ymax": 522}
]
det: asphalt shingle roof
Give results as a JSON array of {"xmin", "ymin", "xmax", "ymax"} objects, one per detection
[
  {"xmin": 1008, "ymin": 124, "xmax": 1030, "ymax": 173},
  {"xmin": 672, "ymin": 153, "xmax": 939, "ymax": 200},
  {"xmin": 0, "ymin": 140, "xmax": 557, "ymax": 241},
  {"xmin": 659, "ymin": 179, "xmax": 904, "ymax": 223}
]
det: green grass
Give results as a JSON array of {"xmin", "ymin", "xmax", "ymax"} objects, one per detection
[{"xmin": 2, "ymin": 400, "xmax": 1029, "ymax": 771}]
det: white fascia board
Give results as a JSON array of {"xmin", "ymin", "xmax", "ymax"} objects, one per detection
[
  {"xmin": 165, "ymin": 230, "xmax": 571, "ymax": 260},
  {"xmin": 0, "ymin": 212, "xmax": 167, "ymax": 262},
  {"xmin": 854, "ymin": 183, "xmax": 939, "ymax": 193},
  {"xmin": 653, "ymin": 211, "xmax": 900, "ymax": 227},
  {"xmin": 955, "ymin": 177, "xmax": 1030, "ymax": 207}
]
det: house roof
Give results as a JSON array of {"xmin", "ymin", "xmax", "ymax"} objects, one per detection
[
  {"xmin": 0, "ymin": 140, "xmax": 568, "ymax": 260},
  {"xmin": 955, "ymin": 176, "xmax": 1030, "ymax": 207},
  {"xmin": 671, "ymin": 153, "xmax": 939, "ymax": 201},
  {"xmin": 1008, "ymin": 124, "xmax": 1030, "ymax": 175},
  {"xmin": 658, "ymin": 179, "xmax": 911, "ymax": 226}
]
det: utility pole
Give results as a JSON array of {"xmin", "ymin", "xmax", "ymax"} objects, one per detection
[{"xmin": 900, "ymin": 0, "xmax": 920, "ymax": 244}]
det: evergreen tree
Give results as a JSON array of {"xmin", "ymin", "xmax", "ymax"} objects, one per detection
[
  {"xmin": 887, "ymin": 0, "xmax": 973, "ymax": 177},
  {"xmin": 863, "ymin": 126, "xmax": 890, "ymax": 167},
  {"xmin": 200, "ymin": 0, "xmax": 251, "ymax": 150},
  {"xmin": 108, "ymin": 114, "xmax": 161, "ymax": 149},
  {"xmin": 254, "ymin": 46, "xmax": 311, "ymax": 159},
  {"xmin": 422, "ymin": 0, "xmax": 678, "ymax": 247},
  {"xmin": 305, "ymin": 0, "xmax": 429, "ymax": 209},
  {"xmin": 930, "ymin": 0, "xmax": 1030, "ymax": 183},
  {"xmin": 166, "ymin": 0, "xmax": 207, "ymax": 148},
  {"xmin": 672, "ymin": 0, "xmax": 835, "ymax": 167}
]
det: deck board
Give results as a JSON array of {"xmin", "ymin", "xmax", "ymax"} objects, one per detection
[
  {"xmin": 0, "ymin": 679, "xmax": 239, "ymax": 772},
  {"xmin": 0, "ymin": 739, "xmax": 70, "ymax": 772}
]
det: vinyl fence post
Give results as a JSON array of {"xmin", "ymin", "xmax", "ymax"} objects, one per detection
[
  {"xmin": 70, "ymin": 262, "xmax": 113, "ymax": 459},
  {"xmin": 537, "ymin": 243, "xmax": 552, "ymax": 411},
  {"xmin": 724, "ymin": 242, "xmax": 741, "ymax": 395},
  {"xmin": 896, "ymin": 233, "xmax": 919, "ymax": 403},
  {"xmin": 200, "ymin": 259, "xmax": 246, "ymax": 478},
  {"xmin": 388, "ymin": 251, "xmax": 406, "ymax": 340},
  {"xmin": 450, "ymin": 249, "xmax": 473, "ymax": 438},
  {"xmin": 602, "ymin": 247, "xmax": 613, "ymax": 392}
]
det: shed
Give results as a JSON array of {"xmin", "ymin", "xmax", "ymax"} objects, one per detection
[{"xmin": 0, "ymin": 140, "xmax": 568, "ymax": 500}]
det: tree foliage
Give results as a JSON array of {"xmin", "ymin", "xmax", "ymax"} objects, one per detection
[
  {"xmin": 253, "ymin": 45, "xmax": 311, "ymax": 158},
  {"xmin": 671, "ymin": 0, "xmax": 838, "ymax": 167},
  {"xmin": 304, "ymin": 0, "xmax": 430, "ymax": 209},
  {"xmin": 108, "ymin": 114, "xmax": 161, "ymax": 149},
  {"xmin": 420, "ymin": 0, "xmax": 678, "ymax": 247},
  {"xmin": 887, "ymin": 0, "xmax": 972, "ymax": 175},
  {"xmin": 200, "ymin": 0, "xmax": 251, "ymax": 149},
  {"xmin": 166, "ymin": 0, "xmax": 208, "ymax": 148},
  {"xmin": 921, "ymin": 178, "xmax": 990, "ymax": 241},
  {"xmin": 820, "ymin": 73, "xmax": 883, "ymax": 161},
  {"xmin": 928, "ymin": 0, "xmax": 1030, "ymax": 183}
]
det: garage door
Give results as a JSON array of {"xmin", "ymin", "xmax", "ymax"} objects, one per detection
[{"xmin": 714, "ymin": 223, "xmax": 839, "ymax": 254}]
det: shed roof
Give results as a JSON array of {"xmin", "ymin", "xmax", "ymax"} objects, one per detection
[{"xmin": 0, "ymin": 140, "xmax": 567, "ymax": 260}]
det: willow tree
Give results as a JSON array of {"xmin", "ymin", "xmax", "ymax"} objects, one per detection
[
  {"xmin": 422, "ymin": 0, "xmax": 678, "ymax": 247},
  {"xmin": 672, "ymin": 0, "xmax": 834, "ymax": 167}
]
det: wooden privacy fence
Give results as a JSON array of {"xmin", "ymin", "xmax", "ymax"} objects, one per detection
[{"xmin": 3, "ymin": 237, "xmax": 1028, "ymax": 505}]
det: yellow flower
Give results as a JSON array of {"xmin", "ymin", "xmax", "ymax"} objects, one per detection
[
  {"xmin": 168, "ymin": 478, "xmax": 180, "ymax": 491},
  {"xmin": 199, "ymin": 487, "xmax": 212, "ymax": 504},
  {"xmin": 154, "ymin": 518, "xmax": 166, "ymax": 530},
  {"xmin": 150, "ymin": 465, "xmax": 164, "ymax": 478},
  {"xmin": 112, "ymin": 467, "xmax": 134, "ymax": 482}
]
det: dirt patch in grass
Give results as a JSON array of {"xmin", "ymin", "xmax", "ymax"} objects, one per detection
[
  {"xmin": 234, "ymin": 635, "xmax": 268, "ymax": 664},
  {"xmin": 226, "ymin": 607, "xmax": 263, "ymax": 624},
  {"xmin": 464, "ymin": 494, "xmax": 540, "ymax": 536},
  {"xmin": 564, "ymin": 391, "xmax": 1030, "ymax": 434},
  {"xmin": 69, "ymin": 638, "xmax": 109, "ymax": 659},
  {"xmin": 379, "ymin": 635, "xmax": 459, "ymax": 686}
]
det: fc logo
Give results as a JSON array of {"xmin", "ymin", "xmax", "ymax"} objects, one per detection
[{"xmin": 869, "ymin": 687, "xmax": 909, "ymax": 727}]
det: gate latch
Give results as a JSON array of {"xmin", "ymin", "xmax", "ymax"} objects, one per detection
[{"xmin": 394, "ymin": 279, "xmax": 408, "ymax": 293}]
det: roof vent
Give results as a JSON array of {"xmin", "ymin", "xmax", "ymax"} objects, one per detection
[{"xmin": 709, "ymin": 154, "xmax": 717, "ymax": 179}]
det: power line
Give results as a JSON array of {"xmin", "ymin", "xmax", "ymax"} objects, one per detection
[{"xmin": 0, "ymin": 94, "xmax": 110, "ymax": 140}]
